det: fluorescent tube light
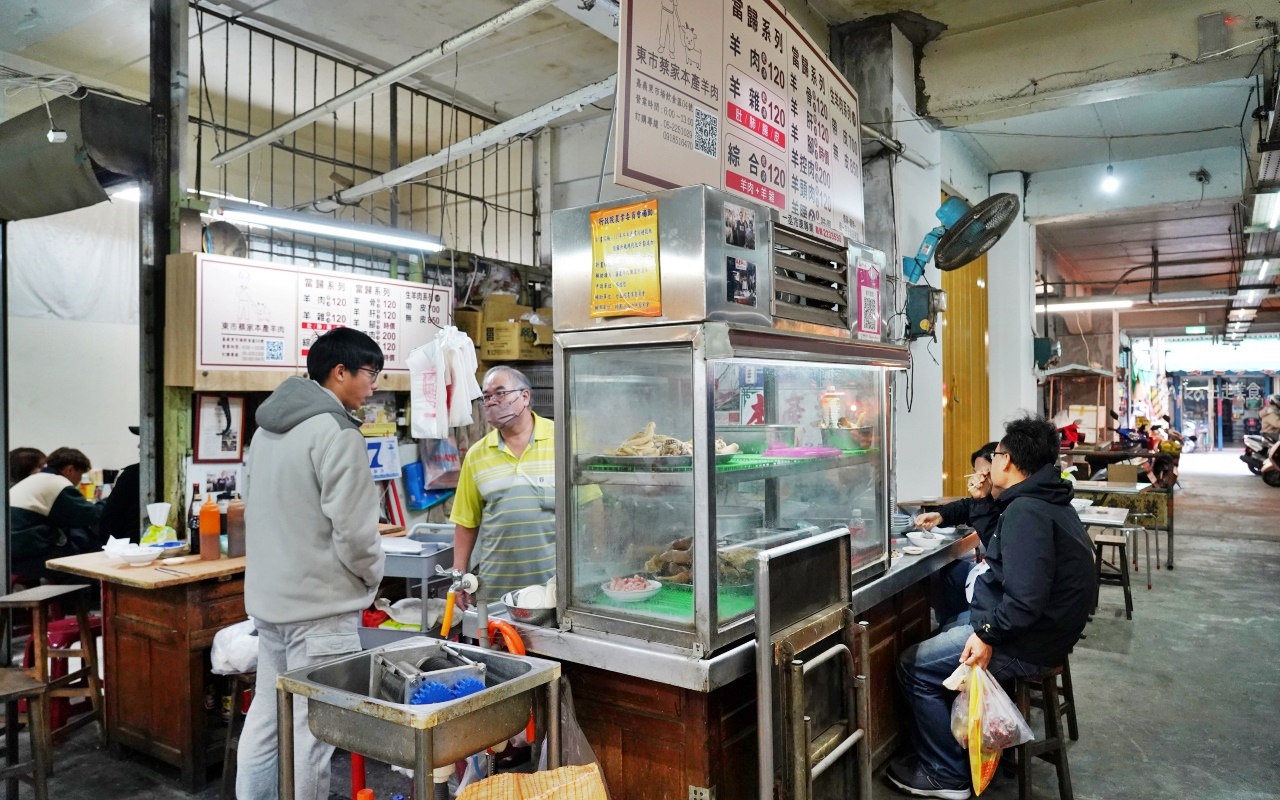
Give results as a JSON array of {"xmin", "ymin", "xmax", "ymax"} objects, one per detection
[
  {"xmin": 1034, "ymin": 299, "xmax": 1135, "ymax": 313},
  {"xmin": 208, "ymin": 201, "xmax": 443, "ymax": 253},
  {"xmin": 108, "ymin": 185, "xmax": 141, "ymax": 203},
  {"xmin": 1272, "ymin": 197, "xmax": 1280, "ymax": 229},
  {"xmin": 1260, "ymin": 260, "xmax": 1271, "ymax": 281}
]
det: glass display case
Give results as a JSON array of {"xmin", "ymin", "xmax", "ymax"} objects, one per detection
[{"xmin": 554, "ymin": 322, "xmax": 903, "ymax": 657}]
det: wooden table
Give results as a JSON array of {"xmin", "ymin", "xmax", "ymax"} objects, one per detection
[{"xmin": 47, "ymin": 552, "xmax": 246, "ymax": 790}]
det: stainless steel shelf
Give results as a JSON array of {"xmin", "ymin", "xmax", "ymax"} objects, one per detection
[{"xmin": 573, "ymin": 450, "xmax": 880, "ymax": 487}]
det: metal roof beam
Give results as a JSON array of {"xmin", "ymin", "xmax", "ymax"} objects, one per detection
[{"xmin": 209, "ymin": 0, "xmax": 561, "ymax": 168}]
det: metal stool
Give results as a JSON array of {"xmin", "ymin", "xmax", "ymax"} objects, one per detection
[
  {"xmin": 0, "ymin": 586, "xmax": 104, "ymax": 756},
  {"xmin": 1014, "ymin": 665, "xmax": 1073, "ymax": 800},
  {"xmin": 0, "ymin": 671, "xmax": 50, "ymax": 800},
  {"xmin": 219, "ymin": 672, "xmax": 256, "ymax": 800},
  {"xmin": 1094, "ymin": 535, "xmax": 1133, "ymax": 620}
]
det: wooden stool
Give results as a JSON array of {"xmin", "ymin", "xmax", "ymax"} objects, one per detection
[
  {"xmin": 1014, "ymin": 666, "xmax": 1073, "ymax": 800},
  {"xmin": 1094, "ymin": 535, "xmax": 1133, "ymax": 620},
  {"xmin": 219, "ymin": 672, "xmax": 256, "ymax": 800},
  {"xmin": 0, "ymin": 670, "xmax": 50, "ymax": 800},
  {"xmin": 0, "ymin": 586, "xmax": 104, "ymax": 754}
]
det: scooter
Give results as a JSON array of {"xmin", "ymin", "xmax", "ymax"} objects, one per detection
[
  {"xmin": 1242, "ymin": 432, "xmax": 1277, "ymax": 476},
  {"xmin": 1261, "ymin": 438, "xmax": 1280, "ymax": 488}
]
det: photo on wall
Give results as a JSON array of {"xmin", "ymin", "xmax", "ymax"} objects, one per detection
[
  {"xmin": 726, "ymin": 256, "xmax": 757, "ymax": 307},
  {"xmin": 723, "ymin": 202, "xmax": 757, "ymax": 249}
]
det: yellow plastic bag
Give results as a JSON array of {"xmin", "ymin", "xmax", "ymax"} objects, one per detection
[
  {"xmin": 946, "ymin": 665, "xmax": 1033, "ymax": 796},
  {"xmin": 456, "ymin": 763, "xmax": 608, "ymax": 800}
]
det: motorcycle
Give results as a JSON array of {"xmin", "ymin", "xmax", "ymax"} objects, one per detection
[
  {"xmin": 1262, "ymin": 438, "xmax": 1280, "ymax": 488},
  {"xmin": 1241, "ymin": 432, "xmax": 1277, "ymax": 476}
]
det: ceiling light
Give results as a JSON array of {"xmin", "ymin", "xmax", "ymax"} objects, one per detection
[
  {"xmin": 1101, "ymin": 165, "xmax": 1119, "ymax": 193},
  {"xmin": 1229, "ymin": 308, "xmax": 1256, "ymax": 319},
  {"xmin": 207, "ymin": 201, "xmax": 443, "ymax": 253},
  {"xmin": 1184, "ymin": 325, "xmax": 1207, "ymax": 334},
  {"xmin": 108, "ymin": 184, "xmax": 141, "ymax": 203},
  {"xmin": 1035, "ymin": 299, "xmax": 1135, "ymax": 313},
  {"xmin": 1035, "ymin": 284, "xmax": 1056, "ymax": 295},
  {"xmin": 1271, "ymin": 197, "xmax": 1280, "ymax": 229},
  {"xmin": 1260, "ymin": 260, "xmax": 1272, "ymax": 281}
]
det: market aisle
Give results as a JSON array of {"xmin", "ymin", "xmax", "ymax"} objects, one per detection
[{"xmin": 1173, "ymin": 450, "xmax": 1280, "ymax": 541}]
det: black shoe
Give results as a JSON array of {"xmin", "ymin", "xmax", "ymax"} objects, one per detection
[{"xmin": 885, "ymin": 762, "xmax": 972, "ymax": 800}]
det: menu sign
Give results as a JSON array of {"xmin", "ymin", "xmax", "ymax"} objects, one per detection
[
  {"xmin": 616, "ymin": 0, "xmax": 863, "ymax": 243},
  {"xmin": 589, "ymin": 199, "xmax": 663, "ymax": 318},
  {"xmin": 195, "ymin": 254, "xmax": 452, "ymax": 373}
]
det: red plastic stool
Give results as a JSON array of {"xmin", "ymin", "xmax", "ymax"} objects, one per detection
[{"xmin": 21, "ymin": 614, "xmax": 103, "ymax": 733}]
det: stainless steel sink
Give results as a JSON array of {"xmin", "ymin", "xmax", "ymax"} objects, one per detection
[{"xmin": 277, "ymin": 637, "xmax": 561, "ymax": 800}]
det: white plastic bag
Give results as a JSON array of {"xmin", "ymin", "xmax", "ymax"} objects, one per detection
[
  {"xmin": 211, "ymin": 618, "xmax": 258, "ymax": 675},
  {"xmin": 944, "ymin": 664, "xmax": 1034, "ymax": 794}
]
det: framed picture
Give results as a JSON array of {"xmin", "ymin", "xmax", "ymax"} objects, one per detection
[{"xmin": 194, "ymin": 393, "xmax": 246, "ymax": 463}]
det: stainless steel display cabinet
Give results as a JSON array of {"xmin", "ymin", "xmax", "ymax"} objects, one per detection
[{"xmin": 553, "ymin": 322, "xmax": 906, "ymax": 658}]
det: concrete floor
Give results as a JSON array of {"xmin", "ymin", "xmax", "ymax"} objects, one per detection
[{"xmin": 17, "ymin": 459, "xmax": 1280, "ymax": 799}]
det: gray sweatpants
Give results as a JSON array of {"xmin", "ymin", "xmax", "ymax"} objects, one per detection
[{"xmin": 236, "ymin": 613, "xmax": 363, "ymax": 800}]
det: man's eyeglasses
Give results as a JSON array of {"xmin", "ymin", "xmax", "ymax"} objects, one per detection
[
  {"xmin": 992, "ymin": 449, "xmax": 1009, "ymax": 459},
  {"xmin": 481, "ymin": 388, "xmax": 525, "ymax": 405},
  {"xmin": 358, "ymin": 367, "xmax": 381, "ymax": 381}
]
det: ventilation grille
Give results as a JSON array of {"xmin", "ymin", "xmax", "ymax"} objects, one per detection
[{"xmin": 771, "ymin": 225, "xmax": 850, "ymax": 330}]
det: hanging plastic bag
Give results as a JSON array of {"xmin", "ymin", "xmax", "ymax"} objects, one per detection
[
  {"xmin": 456, "ymin": 763, "xmax": 607, "ymax": 800},
  {"xmin": 944, "ymin": 664, "xmax": 1034, "ymax": 795}
]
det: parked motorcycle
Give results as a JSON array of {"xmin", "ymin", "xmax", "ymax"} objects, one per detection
[
  {"xmin": 1262, "ymin": 438, "xmax": 1280, "ymax": 488},
  {"xmin": 1242, "ymin": 432, "xmax": 1277, "ymax": 476}
]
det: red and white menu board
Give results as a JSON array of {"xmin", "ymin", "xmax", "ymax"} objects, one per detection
[
  {"xmin": 615, "ymin": 0, "xmax": 863, "ymax": 244},
  {"xmin": 195, "ymin": 254, "xmax": 452, "ymax": 373}
]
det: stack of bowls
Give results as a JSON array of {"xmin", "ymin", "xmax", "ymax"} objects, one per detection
[{"xmin": 891, "ymin": 513, "xmax": 913, "ymax": 535}]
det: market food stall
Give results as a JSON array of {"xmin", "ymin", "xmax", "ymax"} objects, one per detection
[{"xmin": 454, "ymin": 185, "xmax": 978, "ymax": 796}]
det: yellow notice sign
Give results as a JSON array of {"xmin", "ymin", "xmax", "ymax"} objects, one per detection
[{"xmin": 589, "ymin": 199, "xmax": 661, "ymax": 318}]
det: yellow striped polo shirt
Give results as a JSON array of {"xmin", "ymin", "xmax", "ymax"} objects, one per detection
[{"xmin": 450, "ymin": 413, "xmax": 561, "ymax": 599}]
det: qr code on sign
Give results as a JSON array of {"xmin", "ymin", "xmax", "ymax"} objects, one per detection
[
  {"xmin": 860, "ymin": 288, "xmax": 880, "ymax": 333},
  {"xmin": 694, "ymin": 107, "xmax": 717, "ymax": 158},
  {"xmin": 265, "ymin": 339, "xmax": 285, "ymax": 362}
]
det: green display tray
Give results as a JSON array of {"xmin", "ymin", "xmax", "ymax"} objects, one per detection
[
  {"xmin": 591, "ymin": 581, "xmax": 756, "ymax": 622},
  {"xmin": 581, "ymin": 450, "xmax": 876, "ymax": 474}
]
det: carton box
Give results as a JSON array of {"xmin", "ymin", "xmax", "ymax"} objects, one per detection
[
  {"xmin": 454, "ymin": 306, "xmax": 483, "ymax": 345},
  {"xmin": 1108, "ymin": 463, "xmax": 1140, "ymax": 484},
  {"xmin": 483, "ymin": 294, "xmax": 530, "ymax": 323},
  {"xmin": 479, "ymin": 321, "xmax": 552, "ymax": 361}
]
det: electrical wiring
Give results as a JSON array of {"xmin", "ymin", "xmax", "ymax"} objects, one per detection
[{"xmin": 0, "ymin": 69, "xmax": 83, "ymax": 99}]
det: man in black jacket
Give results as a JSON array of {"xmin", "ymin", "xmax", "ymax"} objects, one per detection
[{"xmin": 888, "ymin": 415, "xmax": 1095, "ymax": 800}]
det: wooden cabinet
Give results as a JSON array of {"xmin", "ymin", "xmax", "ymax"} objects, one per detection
[
  {"xmin": 102, "ymin": 571, "xmax": 245, "ymax": 790},
  {"xmin": 566, "ymin": 580, "xmax": 933, "ymax": 799}
]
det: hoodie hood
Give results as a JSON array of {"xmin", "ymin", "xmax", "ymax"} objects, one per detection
[
  {"xmin": 996, "ymin": 463, "xmax": 1074, "ymax": 509},
  {"xmin": 256, "ymin": 376, "xmax": 359, "ymax": 434}
]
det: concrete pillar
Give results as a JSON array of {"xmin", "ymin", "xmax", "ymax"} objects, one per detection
[{"xmin": 987, "ymin": 171, "xmax": 1038, "ymax": 437}]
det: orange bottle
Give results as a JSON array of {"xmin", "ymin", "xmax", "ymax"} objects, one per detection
[{"xmin": 199, "ymin": 493, "xmax": 222, "ymax": 561}]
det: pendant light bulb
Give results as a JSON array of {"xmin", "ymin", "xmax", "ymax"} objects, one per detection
[{"xmin": 1101, "ymin": 164, "xmax": 1120, "ymax": 193}]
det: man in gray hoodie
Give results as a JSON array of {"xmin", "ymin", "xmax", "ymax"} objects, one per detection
[{"xmin": 236, "ymin": 327, "xmax": 385, "ymax": 800}]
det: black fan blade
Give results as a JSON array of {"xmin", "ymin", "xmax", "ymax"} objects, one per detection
[{"xmin": 935, "ymin": 193, "xmax": 1020, "ymax": 271}]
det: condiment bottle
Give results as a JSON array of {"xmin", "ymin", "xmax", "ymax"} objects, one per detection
[
  {"xmin": 226, "ymin": 494, "xmax": 246, "ymax": 558},
  {"xmin": 848, "ymin": 509, "xmax": 867, "ymax": 541},
  {"xmin": 187, "ymin": 483, "xmax": 202, "ymax": 554},
  {"xmin": 199, "ymin": 493, "xmax": 222, "ymax": 560},
  {"xmin": 821, "ymin": 386, "xmax": 842, "ymax": 427}
]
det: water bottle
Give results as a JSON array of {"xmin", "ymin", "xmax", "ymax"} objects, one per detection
[{"xmin": 848, "ymin": 508, "xmax": 867, "ymax": 541}]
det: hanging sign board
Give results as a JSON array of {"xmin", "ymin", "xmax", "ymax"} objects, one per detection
[
  {"xmin": 615, "ymin": 0, "xmax": 863, "ymax": 243},
  {"xmin": 589, "ymin": 199, "xmax": 663, "ymax": 318},
  {"xmin": 194, "ymin": 254, "xmax": 451, "ymax": 373}
]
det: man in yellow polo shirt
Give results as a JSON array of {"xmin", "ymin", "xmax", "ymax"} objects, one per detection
[{"xmin": 449, "ymin": 366, "xmax": 571, "ymax": 605}]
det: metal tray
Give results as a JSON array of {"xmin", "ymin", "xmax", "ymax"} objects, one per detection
[{"xmin": 580, "ymin": 453, "xmax": 736, "ymax": 470}]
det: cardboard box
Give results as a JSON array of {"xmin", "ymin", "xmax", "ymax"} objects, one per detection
[
  {"xmin": 1108, "ymin": 464, "xmax": 1140, "ymax": 484},
  {"xmin": 480, "ymin": 321, "xmax": 552, "ymax": 361},
  {"xmin": 483, "ymin": 294, "xmax": 530, "ymax": 323},
  {"xmin": 454, "ymin": 306, "xmax": 483, "ymax": 345}
]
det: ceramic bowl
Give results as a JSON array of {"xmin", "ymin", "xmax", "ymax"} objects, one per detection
[
  {"xmin": 119, "ymin": 545, "xmax": 162, "ymax": 566},
  {"xmin": 905, "ymin": 531, "xmax": 945, "ymax": 550},
  {"xmin": 600, "ymin": 579, "xmax": 662, "ymax": 603}
]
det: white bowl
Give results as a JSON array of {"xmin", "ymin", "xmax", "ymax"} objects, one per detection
[
  {"xmin": 905, "ymin": 531, "xmax": 945, "ymax": 550},
  {"xmin": 902, "ymin": 545, "xmax": 924, "ymax": 556},
  {"xmin": 930, "ymin": 527, "xmax": 957, "ymax": 536},
  {"xmin": 1070, "ymin": 498, "xmax": 1094, "ymax": 511},
  {"xmin": 600, "ymin": 579, "xmax": 662, "ymax": 603},
  {"xmin": 119, "ymin": 545, "xmax": 162, "ymax": 566}
]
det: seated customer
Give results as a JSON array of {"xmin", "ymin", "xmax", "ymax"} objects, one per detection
[
  {"xmin": 9, "ymin": 447, "xmax": 104, "ymax": 581},
  {"xmin": 889, "ymin": 415, "xmax": 1095, "ymax": 800},
  {"xmin": 8, "ymin": 447, "xmax": 46, "ymax": 488},
  {"xmin": 915, "ymin": 442, "xmax": 999, "ymax": 625}
]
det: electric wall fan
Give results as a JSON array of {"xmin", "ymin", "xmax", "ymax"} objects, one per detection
[{"xmin": 902, "ymin": 193, "xmax": 1021, "ymax": 282}]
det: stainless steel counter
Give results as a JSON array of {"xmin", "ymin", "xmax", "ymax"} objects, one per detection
[{"xmin": 464, "ymin": 532, "xmax": 978, "ymax": 692}]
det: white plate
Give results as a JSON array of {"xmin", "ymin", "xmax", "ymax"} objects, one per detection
[
  {"xmin": 902, "ymin": 545, "xmax": 924, "ymax": 555},
  {"xmin": 600, "ymin": 579, "xmax": 662, "ymax": 603}
]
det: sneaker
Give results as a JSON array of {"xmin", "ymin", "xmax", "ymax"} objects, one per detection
[{"xmin": 885, "ymin": 762, "xmax": 972, "ymax": 800}]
